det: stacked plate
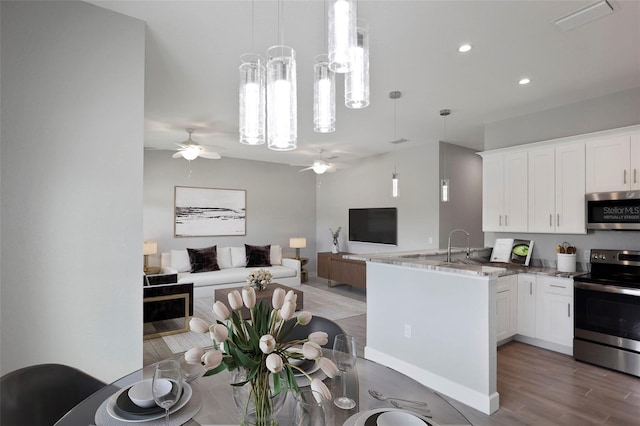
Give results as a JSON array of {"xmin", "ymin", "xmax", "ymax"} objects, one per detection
[
  {"xmin": 343, "ymin": 408, "xmax": 439, "ymax": 426},
  {"xmin": 99, "ymin": 381, "xmax": 197, "ymax": 423},
  {"xmin": 287, "ymin": 347, "xmax": 326, "ymax": 388}
]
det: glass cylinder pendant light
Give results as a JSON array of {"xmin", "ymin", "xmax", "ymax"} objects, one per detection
[
  {"xmin": 239, "ymin": 54, "xmax": 265, "ymax": 145},
  {"xmin": 267, "ymin": 45, "xmax": 297, "ymax": 151},
  {"xmin": 328, "ymin": 0, "xmax": 356, "ymax": 73},
  {"xmin": 313, "ymin": 55, "xmax": 336, "ymax": 133},
  {"xmin": 345, "ymin": 20, "xmax": 369, "ymax": 109}
]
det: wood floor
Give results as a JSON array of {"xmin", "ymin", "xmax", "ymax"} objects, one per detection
[{"xmin": 143, "ymin": 277, "xmax": 640, "ymax": 425}]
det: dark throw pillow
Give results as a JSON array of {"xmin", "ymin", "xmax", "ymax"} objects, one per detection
[
  {"xmin": 245, "ymin": 244, "xmax": 272, "ymax": 267},
  {"xmin": 187, "ymin": 246, "xmax": 220, "ymax": 273}
]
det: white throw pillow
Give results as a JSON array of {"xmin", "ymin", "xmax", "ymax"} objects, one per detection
[
  {"xmin": 230, "ymin": 246, "xmax": 247, "ymax": 268},
  {"xmin": 270, "ymin": 245, "xmax": 282, "ymax": 265},
  {"xmin": 170, "ymin": 249, "xmax": 191, "ymax": 273},
  {"xmin": 217, "ymin": 246, "xmax": 232, "ymax": 269}
]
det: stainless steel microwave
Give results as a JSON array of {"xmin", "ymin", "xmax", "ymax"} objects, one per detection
[{"xmin": 586, "ymin": 191, "xmax": 640, "ymax": 230}]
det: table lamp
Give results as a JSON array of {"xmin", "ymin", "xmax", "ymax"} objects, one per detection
[
  {"xmin": 143, "ymin": 241, "xmax": 157, "ymax": 273},
  {"xmin": 289, "ymin": 237, "xmax": 306, "ymax": 260}
]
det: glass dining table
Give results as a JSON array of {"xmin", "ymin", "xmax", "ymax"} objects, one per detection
[{"xmin": 54, "ymin": 351, "xmax": 472, "ymax": 426}]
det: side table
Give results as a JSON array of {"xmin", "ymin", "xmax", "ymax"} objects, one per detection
[{"xmin": 298, "ymin": 257, "xmax": 309, "ymax": 283}]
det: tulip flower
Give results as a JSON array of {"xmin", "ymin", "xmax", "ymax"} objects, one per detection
[
  {"xmin": 259, "ymin": 334, "xmax": 276, "ymax": 354},
  {"xmin": 210, "ymin": 324, "xmax": 228, "ymax": 343},
  {"xmin": 202, "ymin": 349, "xmax": 223, "ymax": 370},
  {"xmin": 284, "ymin": 290, "xmax": 297, "ymax": 305},
  {"xmin": 242, "ymin": 286, "xmax": 256, "ymax": 309},
  {"xmin": 189, "ymin": 317, "xmax": 210, "ymax": 334},
  {"xmin": 228, "ymin": 290, "xmax": 243, "ymax": 311},
  {"xmin": 184, "ymin": 346, "xmax": 205, "ymax": 364},
  {"xmin": 318, "ymin": 357, "xmax": 339, "ymax": 378},
  {"xmin": 308, "ymin": 331, "xmax": 328, "ymax": 346},
  {"xmin": 266, "ymin": 353, "xmax": 283, "ymax": 373},
  {"xmin": 297, "ymin": 311, "xmax": 312, "ymax": 325},
  {"xmin": 213, "ymin": 301, "xmax": 230, "ymax": 320},
  {"xmin": 279, "ymin": 300, "xmax": 296, "ymax": 321},
  {"xmin": 311, "ymin": 378, "xmax": 332, "ymax": 402},
  {"xmin": 272, "ymin": 287, "xmax": 286, "ymax": 310},
  {"xmin": 302, "ymin": 341, "xmax": 322, "ymax": 360}
]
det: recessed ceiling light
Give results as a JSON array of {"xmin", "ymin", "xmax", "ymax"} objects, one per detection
[
  {"xmin": 519, "ymin": 78, "xmax": 531, "ymax": 85},
  {"xmin": 458, "ymin": 44, "xmax": 472, "ymax": 53}
]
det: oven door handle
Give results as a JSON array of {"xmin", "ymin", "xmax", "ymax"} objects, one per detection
[{"xmin": 574, "ymin": 281, "xmax": 640, "ymax": 297}]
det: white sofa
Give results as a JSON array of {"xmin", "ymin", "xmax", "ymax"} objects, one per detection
[{"xmin": 161, "ymin": 245, "xmax": 301, "ymax": 298}]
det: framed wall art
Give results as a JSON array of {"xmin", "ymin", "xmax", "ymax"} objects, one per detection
[{"xmin": 174, "ymin": 186, "xmax": 246, "ymax": 237}]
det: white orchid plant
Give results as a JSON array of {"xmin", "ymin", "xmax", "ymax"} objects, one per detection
[
  {"xmin": 246, "ymin": 269, "xmax": 273, "ymax": 291},
  {"xmin": 185, "ymin": 286, "xmax": 338, "ymax": 411}
]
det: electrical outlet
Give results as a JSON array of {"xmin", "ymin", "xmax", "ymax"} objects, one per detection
[
  {"xmin": 428, "ymin": 237, "xmax": 433, "ymax": 244},
  {"xmin": 404, "ymin": 324, "xmax": 412, "ymax": 338}
]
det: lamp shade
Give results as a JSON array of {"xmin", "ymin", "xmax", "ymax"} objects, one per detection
[
  {"xmin": 289, "ymin": 237, "xmax": 307, "ymax": 249},
  {"xmin": 143, "ymin": 241, "xmax": 157, "ymax": 255}
]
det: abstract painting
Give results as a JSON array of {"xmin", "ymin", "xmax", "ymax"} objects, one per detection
[{"xmin": 174, "ymin": 186, "xmax": 246, "ymax": 237}]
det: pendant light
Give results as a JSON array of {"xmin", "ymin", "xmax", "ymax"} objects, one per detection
[
  {"xmin": 239, "ymin": 1, "xmax": 265, "ymax": 145},
  {"xmin": 328, "ymin": 0, "xmax": 356, "ymax": 73},
  {"xmin": 390, "ymin": 91, "xmax": 401, "ymax": 198},
  {"xmin": 267, "ymin": 2, "xmax": 297, "ymax": 151},
  {"xmin": 440, "ymin": 109, "xmax": 451, "ymax": 202},
  {"xmin": 345, "ymin": 19, "xmax": 369, "ymax": 109},
  {"xmin": 314, "ymin": 55, "xmax": 336, "ymax": 132}
]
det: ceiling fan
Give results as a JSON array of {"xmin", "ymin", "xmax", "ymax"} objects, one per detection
[{"xmin": 172, "ymin": 128, "xmax": 222, "ymax": 161}]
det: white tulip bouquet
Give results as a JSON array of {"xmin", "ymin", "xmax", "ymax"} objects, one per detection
[
  {"xmin": 246, "ymin": 268, "xmax": 273, "ymax": 291},
  {"xmin": 185, "ymin": 286, "xmax": 338, "ymax": 423}
]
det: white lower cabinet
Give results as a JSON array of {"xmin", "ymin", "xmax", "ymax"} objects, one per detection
[
  {"xmin": 517, "ymin": 274, "xmax": 537, "ymax": 338},
  {"xmin": 536, "ymin": 276, "xmax": 573, "ymax": 348},
  {"xmin": 497, "ymin": 275, "xmax": 517, "ymax": 342}
]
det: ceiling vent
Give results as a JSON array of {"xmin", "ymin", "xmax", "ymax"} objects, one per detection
[{"xmin": 555, "ymin": 0, "xmax": 615, "ymax": 31}]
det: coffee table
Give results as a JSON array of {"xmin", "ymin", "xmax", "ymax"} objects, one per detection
[{"xmin": 214, "ymin": 283, "xmax": 303, "ymax": 319}]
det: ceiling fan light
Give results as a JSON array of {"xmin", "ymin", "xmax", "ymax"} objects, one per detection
[
  {"xmin": 328, "ymin": 0, "xmax": 356, "ymax": 73},
  {"xmin": 312, "ymin": 161, "xmax": 330, "ymax": 174},
  {"xmin": 267, "ymin": 45, "xmax": 297, "ymax": 151},
  {"xmin": 181, "ymin": 146, "xmax": 200, "ymax": 161},
  {"xmin": 239, "ymin": 53, "xmax": 265, "ymax": 145},
  {"xmin": 313, "ymin": 55, "xmax": 336, "ymax": 133},
  {"xmin": 345, "ymin": 20, "xmax": 369, "ymax": 109}
]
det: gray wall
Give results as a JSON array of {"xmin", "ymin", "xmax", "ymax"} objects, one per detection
[
  {"xmin": 439, "ymin": 142, "xmax": 484, "ymax": 249},
  {"xmin": 143, "ymin": 151, "xmax": 317, "ymax": 270},
  {"xmin": 1, "ymin": 1, "xmax": 145, "ymax": 381},
  {"xmin": 483, "ymin": 88, "xmax": 640, "ymax": 267},
  {"xmin": 315, "ymin": 143, "xmax": 441, "ymax": 254}
]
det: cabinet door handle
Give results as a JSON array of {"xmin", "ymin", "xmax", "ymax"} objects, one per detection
[
  {"xmin": 505, "ymin": 215, "xmax": 508, "ymax": 226},
  {"xmin": 499, "ymin": 215, "xmax": 502, "ymax": 226},
  {"xmin": 551, "ymin": 284, "xmax": 566, "ymax": 289},
  {"xmin": 568, "ymin": 303, "xmax": 571, "ymax": 318},
  {"xmin": 624, "ymin": 169, "xmax": 627, "ymax": 184},
  {"xmin": 635, "ymin": 168, "xmax": 638, "ymax": 184},
  {"xmin": 529, "ymin": 282, "xmax": 532, "ymax": 295},
  {"xmin": 549, "ymin": 214, "xmax": 553, "ymax": 227},
  {"xmin": 557, "ymin": 214, "xmax": 560, "ymax": 227}
]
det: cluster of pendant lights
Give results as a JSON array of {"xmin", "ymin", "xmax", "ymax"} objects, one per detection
[{"xmin": 239, "ymin": 0, "xmax": 369, "ymax": 150}]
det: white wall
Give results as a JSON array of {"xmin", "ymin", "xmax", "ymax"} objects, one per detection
[
  {"xmin": 0, "ymin": 1, "xmax": 145, "ymax": 382},
  {"xmin": 143, "ymin": 151, "xmax": 317, "ymax": 270},
  {"xmin": 483, "ymin": 88, "xmax": 640, "ymax": 265},
  {"xmin": 315, "ymin": 143, "xmax": 440, "ymax": 254}
]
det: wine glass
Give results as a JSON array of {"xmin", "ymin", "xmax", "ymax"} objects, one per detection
[
  {"xmin": 332, "ymin": 334, "xmax": 357, "ymax": 410},
  {"xmin": 153, "ymin": 359, "xmax": 183, "ymax": 426}
]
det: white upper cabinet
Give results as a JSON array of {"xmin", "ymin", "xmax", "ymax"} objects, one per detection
[
  {"xmin": 586, "ymin": 134, "xmax": 640, "ymax": 192},
  {"xmin": 528, "ymin": 143, "xmax": 586, "ymax": 234},
  {"xmin": 482, "ymin": 151, "xmax": 528, "ymax": 232}
]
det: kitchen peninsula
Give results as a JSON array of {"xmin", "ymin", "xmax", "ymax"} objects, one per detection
[{"xmin": 350, "ymin": 249, "xmax": 506, "ymax": 415}]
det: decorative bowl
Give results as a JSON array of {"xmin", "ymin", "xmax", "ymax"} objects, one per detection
[{"xmin": 128, "ymin": 379, "xmax": 171, "ymax": 408}]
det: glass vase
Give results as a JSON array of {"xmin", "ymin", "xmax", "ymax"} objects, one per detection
[{"xmin": 231, "ymin": 368, "xmax": 287, "ymax": 426}]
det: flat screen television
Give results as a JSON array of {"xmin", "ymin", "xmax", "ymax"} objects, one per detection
[{"xmin": 349, "ymin": 207, "xmax": 397, "ymax": 245}]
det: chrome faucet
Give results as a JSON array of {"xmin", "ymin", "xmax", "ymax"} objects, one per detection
[{"xmin": 447, "ymin": 229, "xmax": 471, "ymax": 263}]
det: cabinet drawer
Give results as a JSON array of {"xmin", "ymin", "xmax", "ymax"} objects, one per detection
[{"xmin": 540, "ymin": 277, "xmax": 573, "ymax": 296}]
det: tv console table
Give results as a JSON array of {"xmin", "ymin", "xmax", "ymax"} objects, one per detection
[{"xmin": 317, "ymin": 252, "xmax": 366, "ymax": 289}]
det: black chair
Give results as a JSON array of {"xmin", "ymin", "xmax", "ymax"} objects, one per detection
[
  {"xmin": 1, "ymin": 363, "xmax": 106, "ymax": 426},
  {"xmin": 284, "ymin": 315, "xmax": 346, "ymax": 349}
]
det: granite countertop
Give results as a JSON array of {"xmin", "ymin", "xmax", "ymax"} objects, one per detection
[{"xmin": 345, "ymin": 248, "xmax": 586, "ymax": 279}]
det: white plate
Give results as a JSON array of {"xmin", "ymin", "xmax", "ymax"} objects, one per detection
[
  {"xmin": 377, "ymin": 410, "xmax": 426, "ymax": 426},
  {"xmin": 106, "ymin": 381, "xmax": 192, "ymax": 422},
  {"xmin": 343, "ymin": 408, "xmax": 437, "ymax": 426}
]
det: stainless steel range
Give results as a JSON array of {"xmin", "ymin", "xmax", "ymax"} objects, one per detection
[{"xmin": 574, "ymin": 249, "xmax": 640, "ymax": 377}]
